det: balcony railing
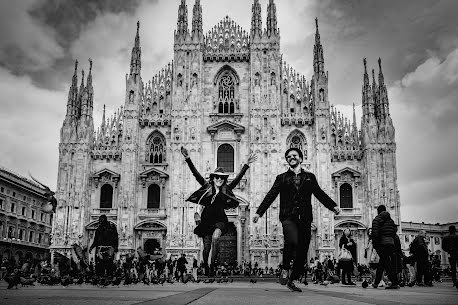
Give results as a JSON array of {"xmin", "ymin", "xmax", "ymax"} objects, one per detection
[
  {"xmin": 281, "ymin": 113, "xmax": 313, "ymax": 126},
  {"xmin": 91, "ymin": 208, "xmax": 117, "ymax": 215},
  {"xmin": 139, "ymin": 114, "xmax": 171, "ymax": 127},
  {"xmin": 138, "ymin": 208, "xmax": 167, "ymax": 220},
  {"xmin": 337, "ymin": 208, "xmax": 362, "ymax": 216}
]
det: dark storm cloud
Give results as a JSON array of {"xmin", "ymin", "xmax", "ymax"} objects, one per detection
[
  {"xmin": 31, "ymin": 0, "xmax": 144, "ymax": 49},
  {"xmin": 0, "ymin": 0, "xmax": 146, "ymax": 90},
  {"xmin": 291, "ymin": 0, "xmax": 458, "ymax": 106},
  {"xmin": 0, "ymin": 0, "xmax": 457, "ymax": 222}
]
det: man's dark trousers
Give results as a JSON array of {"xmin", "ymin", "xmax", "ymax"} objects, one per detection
[
  {"xmin": 415, "ymin": 257, "xmax": 431, "ymax": 284},
  {"xmin": 449, "ymin": 255, "xmax": 457, "ymax": 284},
  {"xmin": 281, "ymin": 215, "xmax": 311, "ymax": 280},
  {"xmin": 374, "ymin": 245, "xmax": 398, "ymax": 285},
  {"xmin": 95, "ymin": 255, "xmax": 115, "ymax": 277}
]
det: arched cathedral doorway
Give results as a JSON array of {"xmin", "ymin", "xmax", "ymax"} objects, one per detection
[{"xmin": 134, "ymin": 221, "xmax": 167, "ymax": 258}]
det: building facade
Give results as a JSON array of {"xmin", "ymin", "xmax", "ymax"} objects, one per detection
[
  {"xmin": 401, "ymin": 221, "xmax": 458, "ymax": 268},
  {"xmin": 0, "ymin": 167, "xmax": 52, "ymax": 263},
  {"xmin": 51, "ymin": 0, "xmax": 400, "ymax": 267}
]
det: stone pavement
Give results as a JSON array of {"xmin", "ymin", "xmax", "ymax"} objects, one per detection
[{"xmin": 0, "ymin": 280, "xmax": 457, "ymax": 305}]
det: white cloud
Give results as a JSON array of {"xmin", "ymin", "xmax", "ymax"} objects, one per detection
[
  {"xmin": 389, "ymin": 48, "xmax": 458, "ymax": 223},
  {"xmin": 0, "ymin": 67, "xmax": 66, "ymax": 189},
  {"xmin": 0, "ymin": 0, "xmax": 64, "ymax": 71}
]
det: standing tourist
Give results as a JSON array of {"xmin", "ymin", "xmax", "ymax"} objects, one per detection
[
  {"xmin": 89, "ymin": 215, "xmax": 119, "ymax": 278},
  {"xmin": 177, "ymin": 253, "xmax": 188, "ymax": 283},
  {"xmin": 411, "ymin": 230, "xmax": 432, "ymax": 286},
  {"xmin": 370, "ymin": 205, "xmax": 399, "ymax": 289},
  {"xmin": 339, "ymin": 228, "xmax": 357, "ymax": 285},
  {"xmin": 442, "ymin": 225, "xmax": 458, "ymax": 289},
  {"xmin": 181, "ymin": 146, "xmax": 257, "ymax": 276},
  {"xmin": 253, "ymin": 147, "xmax": 340, "ymax": 292}
]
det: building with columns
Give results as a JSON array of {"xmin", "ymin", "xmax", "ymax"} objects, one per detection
[
  {"xmin": 51, "ymin": 0, "xmax": 400, "ymax": 267},
  {"xmin": 0, "ymin": 166, "xmax": 52, "ymax": 263}
]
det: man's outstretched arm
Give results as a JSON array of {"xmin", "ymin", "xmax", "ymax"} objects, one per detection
[
  {"xmin": 254, "ymin": 175, "xmax": 282, "ymax": 222},
  {"xmin": 310, "ymin": 174, "xmax": 340, "ymax": 214}
]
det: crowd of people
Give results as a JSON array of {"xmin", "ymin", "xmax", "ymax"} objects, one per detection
[
  {"xmin": 2, "ymin": 146, "xmax": 457, "ymax": 292},
  {"xmin": 305, "ymin": 220, "xmax": 458, "ymax": 290}
]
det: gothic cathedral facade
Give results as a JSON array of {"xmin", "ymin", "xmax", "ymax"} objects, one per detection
[{"xmin": 51, "ymin": 0, "xmax": 400, "ymax": 267}]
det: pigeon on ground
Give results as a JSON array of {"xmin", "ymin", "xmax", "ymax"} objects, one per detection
[
  {"xmin": 61, "ymin": 276, "xmax": 71, "ymax": 287},
  {"xmin": 320, "ymin": 280, "xmax": 331, "ymax": 287},
  {"xmin": 6, "ymin": 273, "xmax": 21, "ymax": 289},
  {"xmin": 250, "ymin": 279, "xmax": 257, "ymax": 284},
  {"xmin": 20, "ymin": 277, "xmax": 36, "ymax": 287},
  {"xmin": 112, "ymin": 277, "xmax": 122, "ymax": 286}
]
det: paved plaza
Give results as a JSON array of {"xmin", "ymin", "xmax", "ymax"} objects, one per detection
[{"xmin": 0, "ymin": 280, "xmax": 457, "ymax": 305}]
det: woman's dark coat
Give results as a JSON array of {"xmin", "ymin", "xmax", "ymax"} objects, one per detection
[{"xmin": 185, "ymin": 158, "xmax": 249, "ymax": 237}]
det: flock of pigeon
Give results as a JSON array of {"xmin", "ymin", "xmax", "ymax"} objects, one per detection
[{"xmin": 4, "ymin": 273, "xmax": 247, "ymax": 289}]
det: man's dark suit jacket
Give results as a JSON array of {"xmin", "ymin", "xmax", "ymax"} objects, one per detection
[{"xmin": 256, "ymin": 169, "xmax": 337, "ymax": 222}]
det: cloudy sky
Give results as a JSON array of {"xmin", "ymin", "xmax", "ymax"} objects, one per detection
[{"xmin": 0, "ymin": 0, "xmax": 457, "ymax": 223}]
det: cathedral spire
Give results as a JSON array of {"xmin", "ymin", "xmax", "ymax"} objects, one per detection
[
  {"xmin": 191, "ymin": 0, "xmax": 202, "ymax": 39},
  {"xmin": 86, "ymin": 58, "xmax": 94, "ymax": 117},
  {"xmin": 76, "ymin": 69, "xmax": 85, "ymax": 119},
  {"xmin": 130, "ymin": 21, "xmax": 141, "ymax": 79},
  {"xmin": 363, "ymin": 57, "xmax": 369, "ymax": 88},
  {"xmin": 251, "ymin": 0, "xmax": 262, "ymax": 39},
  {"xmin": 266, "ymin": 0, "xmax": 278, "ymax": 37},
  {"xmin": 72, "ymin": 60, "xmax": 78, "ymax": 88},
  {"xmin": 101, "ymin": 104, "xmax": 106, "ymax": 134},
  {"xmin": 313, "ymin": 18, "xmax": 325, "ymax": 74},
  {"xmin": 378, "ymin": 57, "xmax": 384, "ymax": 86},
  {"xmin": 176, "ymin": 0, "xmax": 189, "ymax": 38},
  {"xmin": 378, "ymin": 57, "xmax": 390, "ymax": 118},
  {"xmin": 362, "ymin": 58, "xmax": 374, "ymax": 119},
  {"xmin": 66, "ymin": 60, "xmax": 79, "ymax": 118},
  {"xmin": 352, "ymin": 103, "xmax": 359, "ymax": 140},
  {"xmin": 86, "ymin": 58, "xmax": 93, "ymax": 89},
  {"xmin": 372, "ymin": 67, "xmax": 380, "ymax": 118}
]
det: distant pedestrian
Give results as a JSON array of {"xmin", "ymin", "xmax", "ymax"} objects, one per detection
[
  {"xmin": 89, "ymin": 214, "xmax": 118, "ymax": 278},
  {"xmin": 339, "ymin": 228, "xmax": 357, "ymax": 285},
  {"xmin": 177, "ymin": 254, "xmax": 188, "ymax": 283},
  {"xmin": 370, "ymin": 205, "xmax": 399, "ymax": 289},
  {"xmin": 411, "ymin": 230, "xmax": 432, "ymax": 286},
  {"xmin": 442, "ymin": 225, "xmax": 458, "ymax": 288}
]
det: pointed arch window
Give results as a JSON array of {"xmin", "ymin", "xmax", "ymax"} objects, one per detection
[
  {"xmin": 147, "ymin": 132, "xmax": 166, "ymax": 164},
  {"xmin": 147, "ymin": 184, "xmax": 160, "ymax": 209},
  {"xmin": 217, "ymin": 144, "xmax": 234, "ymax": 172},
  {"xmin": 100, "ymin": 184, "xmax": 113, "ymax": 209},
  {"xmin": 339, "ymin": 183, "xmax": 353, "ymax": 209},
  {"xmin": 218, "ymin": 71, "xmax": 235, "ymax": 114},
  {"xmin": 287, "ymin": 131, "xmax": 307, "ymax": 160}
]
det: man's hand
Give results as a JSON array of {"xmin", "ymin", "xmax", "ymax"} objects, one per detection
[
  {"xmin": 245, "ymin": 152, "xmax": 258, "ymax": 165},
  {"xmin": 333, "ymin": 207, "xmax": 340, "ymax": 215},
  {"xmin": 252, "ymin": 213, "xmax": 260, "ymax": 223},
  {"xmin": 181, "ymin": 146, "xmax": 189, "ymax": 159}
]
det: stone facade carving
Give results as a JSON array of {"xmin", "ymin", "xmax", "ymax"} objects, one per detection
[{"xmin": 52, "ymin": 1, "xmax": 400, "ymax": 267}]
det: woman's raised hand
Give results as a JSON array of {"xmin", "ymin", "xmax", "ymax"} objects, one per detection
[
  {"xmin": 181, "ymin": 146, "xmax": 189, "ymax": 158},
  {"xmin": 246, "ymin": 152, "xmax": 258, "ymax": 165}
]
